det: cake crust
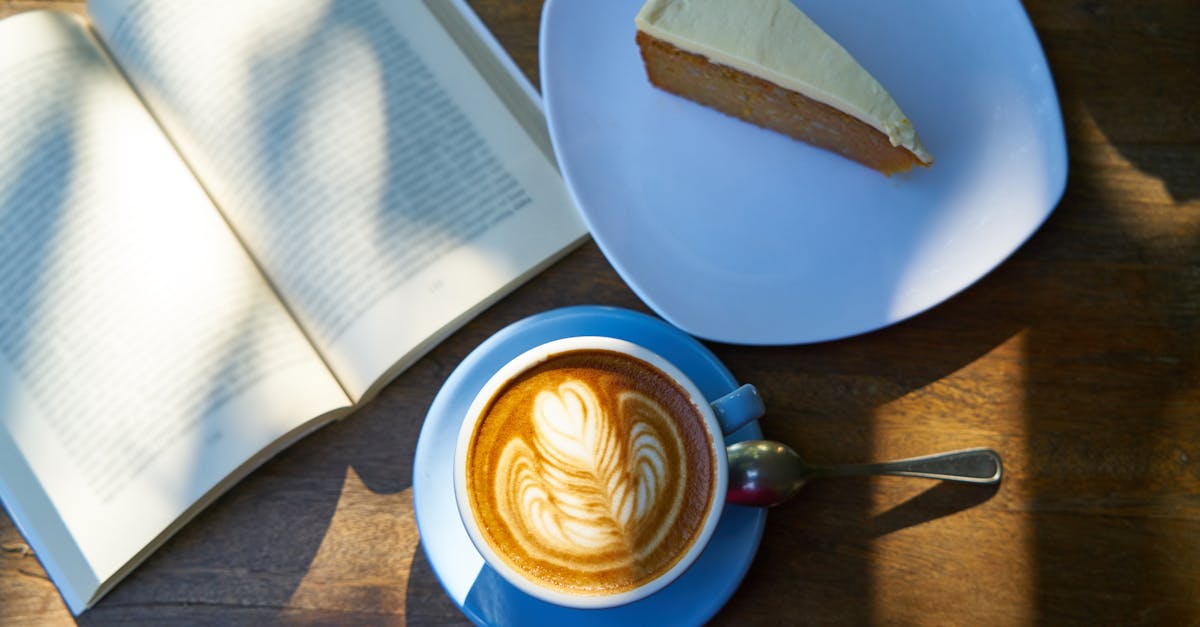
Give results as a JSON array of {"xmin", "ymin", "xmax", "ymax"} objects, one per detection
[{"xmin": 636, "ymin": 31, "xmax": 927, "ymax": 175}]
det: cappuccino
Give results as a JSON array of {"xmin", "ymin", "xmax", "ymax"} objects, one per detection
[{"xmin": 463, "ymin": 349, "xmax": 716, "ymax": 597}]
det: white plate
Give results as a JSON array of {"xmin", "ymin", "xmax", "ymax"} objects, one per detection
[{"xmin": 540, "ymin": 0, "xmax": 1067, "ymax": 345}]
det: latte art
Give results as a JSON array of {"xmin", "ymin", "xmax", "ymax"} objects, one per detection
[
  {"xmin": 497, "ymin": 381, "xmax": 686, "ymax": 567},
  {"xmin": 465, "ymin": 350, "xmax": 715, "ymax": 596}
]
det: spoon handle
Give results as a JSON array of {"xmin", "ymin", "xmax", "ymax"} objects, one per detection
[{"xmin": 815, "ymin": 448, "xmax": 1002, "ymax": 484}]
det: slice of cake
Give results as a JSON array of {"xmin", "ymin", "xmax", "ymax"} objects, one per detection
[{"xmin": 635, "ymin": 0, "xmax": 932, "ymax": 175}]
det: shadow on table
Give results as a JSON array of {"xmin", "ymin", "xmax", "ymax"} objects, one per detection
[
  {"xmin": 1022, "ymin": 1, "xmax": 1200, "ymax": 622},
  {"xmin": 1013, "ymin": 158, "xmax": 1198, "ymax": 622},
  {"xmin": 708, "ymin": 302, "xmax": 1021, "ymax": 625},
  {"xmin": 1031, "ymin": 1, "xmax": 1198, "ymax": 205},
  {"xmin": 712, "ymin": 4, "xmax": 1199, "ymax": 624},
  {"xmin": 867, "ymin": 482, "xmax": 1001, "ymax": 539}
]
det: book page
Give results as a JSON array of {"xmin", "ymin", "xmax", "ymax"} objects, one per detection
[
  {"xmin": 88, "ymin": 0, "xmax": 587, "ymax": 400},
  {"xmin": 0, "ymin": 12, "xmax": 351, "ymax": 612}
]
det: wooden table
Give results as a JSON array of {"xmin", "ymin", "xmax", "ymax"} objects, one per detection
[{"xmin": 2, "ymin": 0, "xmax": 1197, "ymax": 624}]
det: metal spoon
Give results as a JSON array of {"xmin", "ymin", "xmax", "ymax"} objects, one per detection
[{"xmin": 726, "ymin": 441, "xmax": 1003, "ymax": 507}]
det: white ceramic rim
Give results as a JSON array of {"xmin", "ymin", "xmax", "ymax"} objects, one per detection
[{"xmin": 452, "ymin": 335, "xmax": 729, "ymax": 609}]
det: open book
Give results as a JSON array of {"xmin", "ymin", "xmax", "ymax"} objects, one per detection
[{"xmin": 0, "ymin": 0, "xmax": 586, "ymax": 614}]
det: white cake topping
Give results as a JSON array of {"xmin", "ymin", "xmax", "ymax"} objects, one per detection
[{"xmin": 636, "ymin": 0, "xmax": 932, "ymax": 164}]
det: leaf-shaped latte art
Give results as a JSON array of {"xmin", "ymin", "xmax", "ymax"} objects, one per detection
[{"xmin": 494, "ymin": 379, "xmax": 688, "ymax": 572}]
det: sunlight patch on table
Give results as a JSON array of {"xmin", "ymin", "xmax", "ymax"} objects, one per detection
[
  {"xmin": 287, "ymin": 467, "xmax": 414, "ymax": 614},
  {"xmin": 869, "ymin": 330, "xmax": 1034, "ymax": 625}
]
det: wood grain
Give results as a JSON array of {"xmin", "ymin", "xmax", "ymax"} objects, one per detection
[{"xmin": 2, "ymin": 0, "xmax": 1197, "ymax": 625}]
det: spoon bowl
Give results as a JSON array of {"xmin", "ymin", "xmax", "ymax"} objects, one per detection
[{"xmin": 727, "ymin": 441, "xmax": 1002, "ymax": 507}]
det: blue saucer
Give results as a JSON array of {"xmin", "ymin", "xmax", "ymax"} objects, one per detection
[{"xmin": 412, "ymin": 306, "xmax": 765, "ymax": 626}]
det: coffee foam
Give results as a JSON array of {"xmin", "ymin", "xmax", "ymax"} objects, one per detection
[{"xmin": 466, "ymin": 350, "xmax": 715, "ymax": 595}]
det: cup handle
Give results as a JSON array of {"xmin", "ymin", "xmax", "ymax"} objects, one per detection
[{"xmin": 710, "ymin": 384, "xmax": 765, "ymax": 435}]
